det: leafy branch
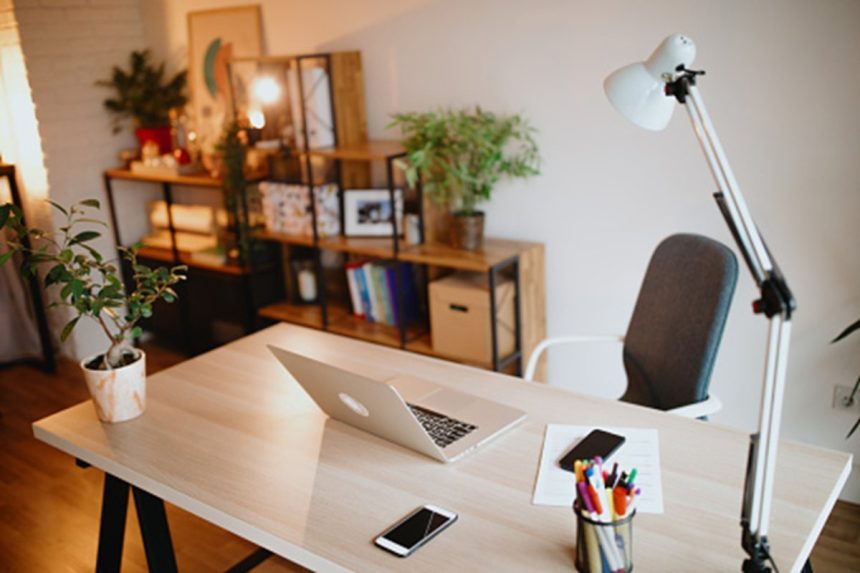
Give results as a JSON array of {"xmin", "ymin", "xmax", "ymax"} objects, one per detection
[
  {"xmin": 96, "ymin": 50, "xmax": 188, "ymax": 133},
  {"xmin": 389, "ymin": 107, "xmax": 541, "ymax": 214},
  {"xmin": 0, "ymin": 199, "xmax": 186, "ymax": 369}
]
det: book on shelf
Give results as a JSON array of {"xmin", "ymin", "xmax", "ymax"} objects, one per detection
[
  {"xmin": 345, "ymin": 260, "xmax": 419, "ymax": 327},
  {"xmin": 344, "ymin": 261, "xmax": 365, "ymax": 319},
  {"xmin": 361, "ymin": 261, "xmax": 380, "ymax": 322},
  {"xmin": 371, "ymin": 265, "xmax": 393, "ymax": 324}
]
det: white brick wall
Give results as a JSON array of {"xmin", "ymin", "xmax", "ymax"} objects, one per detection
[{"xmin": 13, "ymin": 0, "xmax": 145, "ymax": 359}]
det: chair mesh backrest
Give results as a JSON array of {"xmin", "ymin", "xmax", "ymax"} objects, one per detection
[{"xmin": 620, "ymin": 234, "xmax": 738, "ymax": 410}]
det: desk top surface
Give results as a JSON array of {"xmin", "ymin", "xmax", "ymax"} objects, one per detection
[{"xmin": 33, "ymin": 324, "xmax": 851, "ymax": 573}]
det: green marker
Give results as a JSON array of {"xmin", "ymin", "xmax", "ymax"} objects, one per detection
[{"xmin": 627, "ymin": 467, "xmax": 638, "ymax": 486}]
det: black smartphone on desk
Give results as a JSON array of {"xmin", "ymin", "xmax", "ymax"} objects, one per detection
[
  {"xmin": 558, "ymin": 429, "xmax": 626, "ymax": 473},
  {"xmin": 374, "ymin": 505, "xmax": 458, "ymax": 557}
]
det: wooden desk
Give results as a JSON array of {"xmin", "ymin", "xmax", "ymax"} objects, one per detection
[{"xmin": 33, "ymin": 324, "xmax": 851, "ymax": 572}]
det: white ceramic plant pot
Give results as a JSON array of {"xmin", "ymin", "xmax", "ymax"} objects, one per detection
[{"xmin": 80, "ymin": 350, "xmax": 146, "ymax": 423}]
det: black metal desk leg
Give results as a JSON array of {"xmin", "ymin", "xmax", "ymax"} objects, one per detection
[
  {"xmin": 96, "ymin": 474, "xmax": 130, "ymax": 573},
  {"xmin": 132, "ymin": 486, "xmax": 179, "ymax": 573}
]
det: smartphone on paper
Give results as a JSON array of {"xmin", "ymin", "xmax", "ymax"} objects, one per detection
[
  {"xmin": 558, "ymin": 429, "xmax": 626, "ymax": 473},
  {"xmin": 374, "ymin": 505, "xmax": 458, "ymax": 557}
]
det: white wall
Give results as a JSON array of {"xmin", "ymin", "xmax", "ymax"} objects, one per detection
[
  {"xmin": 142, "ymin": 0, "xmax": 860, "ymax": 500},
  {"xmin": 12, "ymin": 0, "xmax": 145, "ymax": 359},
  {"xmin": 138, "ymin": 0, "xmax": 858, "ymax": 502}
]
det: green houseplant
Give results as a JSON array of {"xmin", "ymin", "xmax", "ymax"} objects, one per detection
[
  {"xmin": 389, "ymin": 106, "xmax": 540, "ymax": 250},
  {"xmin": 833, "ymin": 319, "xmax": 860, "ymax": 438},
  {"xmin": 0, "ymin": 199, "xmax": 186, "ymax": 422},
  {"xmin": 97, "ymin": 50, "xmax": 188, "ymax": 154}
]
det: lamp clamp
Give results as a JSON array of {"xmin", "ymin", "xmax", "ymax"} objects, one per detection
[{"xmin": 665, "ymin": 65, "xmax": 707, "ymax": 103}]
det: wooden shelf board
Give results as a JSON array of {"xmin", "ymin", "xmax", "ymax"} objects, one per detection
[
  {"xmin": 328, "ymin": 314, "xmax": 407, "ymax": 348},
  {"xmin": 134, "ymin": 246, "xmax": 254, "ymax": 276},
  {"xmin": 105, "ymin": 168, "xmax": 222, "ymax": 188},
  {"xmin": 304, "ymin": 140, "xmax": 405, "ymax": 161},
  {"xmin": 254, "ymin": 230, "xmax": 316, "ymax": 247},
  {"xmin": 405, "ymin": 335, "xmax": 494, "ymax": 370},
  {"xmin": 257, "ymin": 232, "xmax": 541, "ymax": 271},
  {"xmin": 398, "ymin": 238, "xmax": 539, "ymax": 272},
  {"xmin": 317, "ymin": 236, "xmax": 395, "ymax": 259},
  {"xmin": 258, "ymin": 301, "xmax": 516, "ymax": 368},
  {"xmin": 258, "ymin": 302, "xmax": 326, "ymax": 329}
]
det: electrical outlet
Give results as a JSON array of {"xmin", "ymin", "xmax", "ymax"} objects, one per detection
[{"xmin": 833, "ymin": 385, "xmax": 860, "ymax": 413}]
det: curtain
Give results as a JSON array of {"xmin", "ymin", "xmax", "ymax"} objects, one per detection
[{"xmin": 0, "ymin": 8, "xmax": 49, "ymax": 363}]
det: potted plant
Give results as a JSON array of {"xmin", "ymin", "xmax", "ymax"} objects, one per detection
[
  {"xmin": 832, "ymin": 319, "xmax": 860, "ymax": 438},
  {"xmin": 389, "ymin": 106, "xmax": 540, "ymax": 250},
  {"xmin": 0, "ymin": 199, "xmax": 186, "ymax": 422},
  {"xmin": 97, "ymin": 50, "xmax": 188, "ymax": 154}
]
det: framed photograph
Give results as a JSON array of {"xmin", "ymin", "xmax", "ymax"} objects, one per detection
[
  {"xmin": 187, "ymin": 5, "xmax": 263, "ymax": 153},
  {"xmin": 343, "ymin": 189, "xmax": 404, "ymax": 237}
]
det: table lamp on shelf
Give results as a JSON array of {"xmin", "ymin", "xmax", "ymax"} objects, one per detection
[{"xmin": 603, "ymin": 34, "xmax": 796, "ymax": 573}]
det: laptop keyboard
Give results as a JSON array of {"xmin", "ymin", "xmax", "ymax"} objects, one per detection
[{"xmin": 408, "ymin": 404, "xmax": 478, "ymax": 448}]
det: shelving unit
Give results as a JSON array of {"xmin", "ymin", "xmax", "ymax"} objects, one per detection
[
  {"xmin": 102, "ymin": 168, "xmax": 282, "ymax": 354},
  {"xmin": 258, "ymin": 223, "xmax": 545, "ymax": 375},
  {"xmin": 235, "ymin": 51, "xmax": 546, "ymax": 376}
]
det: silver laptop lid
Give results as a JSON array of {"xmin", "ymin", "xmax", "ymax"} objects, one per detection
[{"xmin": 268, "ymin": 345, "xmax": 447, "ymax": 461}]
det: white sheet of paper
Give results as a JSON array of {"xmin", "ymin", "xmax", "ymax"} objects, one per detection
[{"xmin": 532, "ymin": 425, "xmax": 664, "ymax": 514}]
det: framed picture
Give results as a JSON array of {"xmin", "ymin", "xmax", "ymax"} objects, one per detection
[
  {"xmin": 187, "ymin": 5, "xmax": 263, "ymax": 153},
  {"xmin": 343, "ymin": 189, "xmax": 404, "ymax": 237}
]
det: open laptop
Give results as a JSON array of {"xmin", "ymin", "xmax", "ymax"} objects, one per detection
[{"xmin": 268, "ymin": 345, "xmax": 526, "ymax": 463}]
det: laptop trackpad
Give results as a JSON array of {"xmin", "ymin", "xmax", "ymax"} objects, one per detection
[
  {"xmin": 418, "ymin": 390, "xmax": 478, "ymax": 417},
  {"xmin": 387, "ymin": 375, "xmax": 440, "ymax": 402}
]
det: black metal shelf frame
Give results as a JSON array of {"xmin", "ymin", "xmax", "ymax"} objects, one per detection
[
  {"xmin": 102, "ymin": 174, "xmax": 260, "ymax": 355},
  {"xmin": 0, "ymin": 164, "xmax": 55, "ymax": 371},
  {"xmin": 237, "ymin": 53, "xmax": 524, "ymax": 374}
]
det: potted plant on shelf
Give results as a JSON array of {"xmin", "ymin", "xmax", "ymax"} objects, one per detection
[
  {"xmin": 97, "ymin": 50, "xmax": 188, "ymax": 154},
  {"xmin": 0, "ymin": 199, "xmax": 186, "ymax": 423},
  {"xmin": 389, "ymin": 106, "xmax": 540, "ymax": 250}
]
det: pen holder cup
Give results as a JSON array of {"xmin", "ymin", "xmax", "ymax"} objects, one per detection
[{"xmin": 574, "ymin": 500, "xmax": 635, "ymax": 573}]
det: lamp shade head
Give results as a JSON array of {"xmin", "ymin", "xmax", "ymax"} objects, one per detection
[{"xmin": 604, "ymin": 34, "xmax": 697, "ymax": 131}]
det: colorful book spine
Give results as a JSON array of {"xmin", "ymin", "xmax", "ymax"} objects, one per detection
[
  {"xmin": 381, "ymin": 262, "xmax": 418, "ymax": 327},
  {"xmin": 355, "ymin": 263, "xmax": 374, "ymax": 322},
  {"xmin": 371, "ymin": 264, "xmax": 392, "ymax": 325},
  {"xmin": 361, "ymin": 261, "xmax": 379, "ymax": 322},
  {"xmin": 383, "ymin": 264, "xmax": 400, "ymax": 327},
  {"xmin": 345, "ymin": 263, "xmax": 364, "ymax": 317}
]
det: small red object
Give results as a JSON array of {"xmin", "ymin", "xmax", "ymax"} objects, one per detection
[{"xmin": 173, "ymin": 148, "xmax": 191, "ymax": 165}]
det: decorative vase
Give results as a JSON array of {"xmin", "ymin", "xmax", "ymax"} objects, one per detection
[
  {"xmin": 450, "ymin": 211, "xmax": 485, "ymax": 251},
  {"xmin": 135, "ymin": 126, "xmax": 173, "ymax": 155},
  {"xmin": 80, "ymin": 349, "xmax": 146, "ymax": 423}
]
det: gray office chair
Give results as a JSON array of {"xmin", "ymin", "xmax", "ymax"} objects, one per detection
[{"xmin": 524, "ymin": 233, "xmax": 738, "ymax": 418}]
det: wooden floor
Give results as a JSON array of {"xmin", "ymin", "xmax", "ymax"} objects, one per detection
[
  {"xmin": 0, "ymin": 343, "xmax": 306, "ymax": 573},
  {"xmin": 0, "ymin": 343, "xmax": 857, "ymax": 572}
]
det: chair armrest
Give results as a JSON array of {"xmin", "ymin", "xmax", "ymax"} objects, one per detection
[
  {"xmin": 667, "ymin": 395, "xmax": 723, "ymax": 419},
  {"xmin": 523, "ymin": 335, "xmax": 625, "ymax": 382}
]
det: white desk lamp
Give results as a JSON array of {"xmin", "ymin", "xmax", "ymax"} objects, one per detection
[{"xmin": 604, "ymin": 34, "xmax": 796, "ymax": 573}]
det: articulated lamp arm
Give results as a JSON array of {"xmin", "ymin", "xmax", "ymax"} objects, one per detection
[
  {"xmin": 604, "ymin": 34, "xmax": 797, "ymax": 572},
  {"xmin": 666, "ymin": 69, "xmax": 796, "ymax": 573}
]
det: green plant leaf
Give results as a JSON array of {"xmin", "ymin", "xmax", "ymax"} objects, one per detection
[
  {"xmin": 47, "ymin": 200, "xmax": 68, "ymax": 217},
  {"xmin": 0, "ymin": 249, "xmax": 14, "ymax": 266},
  {"xmin": 45, "ymin": 264, "xmax": 65, "ymax": 286},
  {"xmin": 71, "ymin": 231, "xmax": 101, "ymax": 244},
  {"xmin": 847, "ymin": 417, "xmax": 860, "ymax": 439},
  {"xmin": 130, "ymin": 326, "xmax": 143, "ymax": 339},
  {"xmin": 832, "ymin": 319, "xmax": 860, "ymax": 343},
  {"xmin": 79, "ymin": 199, "xmax": 101, "ymax": 209},
  {"xmin": 60, "ymin": 317, "xmax": 80, "ymax": 342},
  {"xmin": 0, "ymin": 204, "xmax": 10, "ymax": 229}
]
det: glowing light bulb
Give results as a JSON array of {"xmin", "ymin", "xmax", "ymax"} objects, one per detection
[
  {"xmin": 252, "ymin": 77, "xmax": 281, "ymax": 104},
  {"xmin": 248, "ymin": 109, "xmax": 266, "ymax": 129}
]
